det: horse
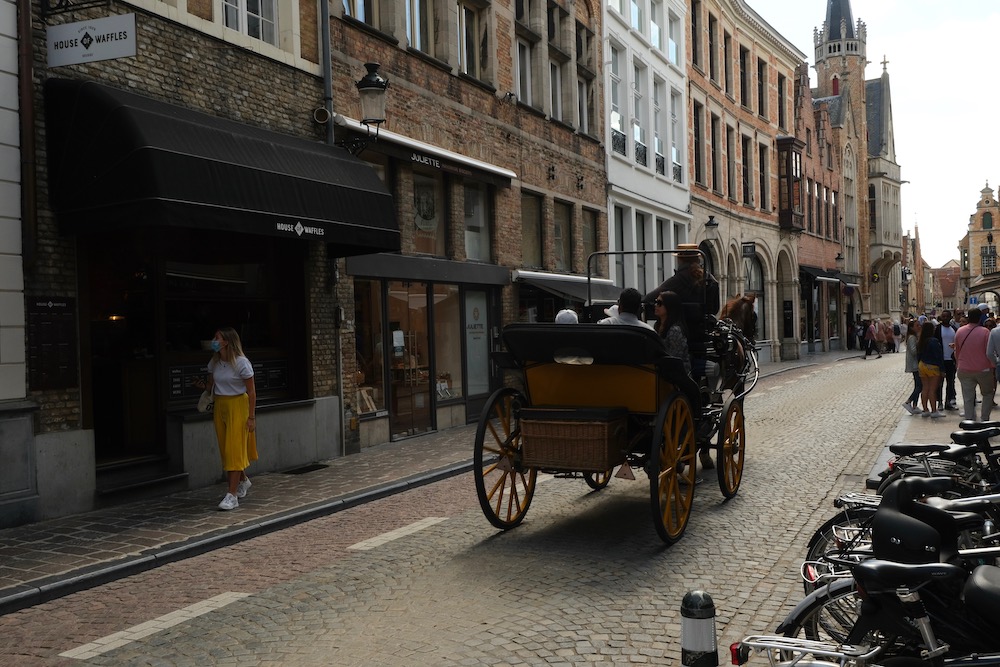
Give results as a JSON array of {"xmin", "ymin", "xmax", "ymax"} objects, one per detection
[{"xmin": 719, "ymin": 293, "xmax": 757, "ymax": 342}]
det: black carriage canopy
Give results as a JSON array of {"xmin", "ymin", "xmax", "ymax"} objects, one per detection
[{"xmin": 43, "ymin": 78, "xmax": 400, "ymax": 256}]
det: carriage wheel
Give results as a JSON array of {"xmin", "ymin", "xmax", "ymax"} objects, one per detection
[
  {"xmin": 649, "ymin": 392, "xmax": 697, "ymax": 545},
  {"xmin": 717, "ymin": 397, "xmax": 746, "ymax": 499},
  {"xmin": 474, "ymin": 387, "xmax": 537, "ymax": 530},
  {"xmin": 584, "ymin": 468, "xmax": 614, "ymax": 490}
]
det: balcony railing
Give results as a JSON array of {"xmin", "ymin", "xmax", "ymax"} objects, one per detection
[
  {"xmin": 612, "ymin": 129, "xmax": 627, "ymax": 155},
  {"xmin": 672, "ymin": 161, "xmax": 682, "ymax": 183},
  {"xmin": 635, "ymin": 141, "xmax": 647, "ymax": 167},
  {"xmin": 655, "ymin": 153, "xmax": 665, "ymax": 175}
]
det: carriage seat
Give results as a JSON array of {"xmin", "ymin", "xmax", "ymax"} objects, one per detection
[{"xmin": 498, "ymin": 323, "xmax": 701, "ymax": 412}]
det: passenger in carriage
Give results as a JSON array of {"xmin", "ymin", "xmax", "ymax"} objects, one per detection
[
  {"xmin": 598, "ymin": 288, "xmax": 655, "ymax": 331},
  {"xmin": 653, "ymin": 290, "xmax": 691, "ymax": 375},
  {"xmin": 643, "ymin": 244, "xmax": 720, "ymax": 380}
]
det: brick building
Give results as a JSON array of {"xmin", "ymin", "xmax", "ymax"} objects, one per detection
[
  {"xmin": 6, "ymin": 0, "xmax": 607, "ymax": 526},
  {"xmin": 686, "ymin": 0, "xmax": 807, "ymax": 362},
  {"xmin": 960, "ymin": 183, "xmax": 1000, "ymax": 312}
]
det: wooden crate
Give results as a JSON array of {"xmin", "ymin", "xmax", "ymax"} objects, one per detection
[{"xmin": 520, "ymin": 406, "xmax": 627, "ymax": 472}]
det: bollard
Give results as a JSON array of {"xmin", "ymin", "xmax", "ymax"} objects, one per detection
[{"xmin": 681, "ymin": 589, "xmax": 719, "ymax": 667}]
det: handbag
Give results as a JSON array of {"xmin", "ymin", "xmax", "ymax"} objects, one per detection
[{"xmin": 197, "ymin": 390, "xmax": 215, "ymax": 413}]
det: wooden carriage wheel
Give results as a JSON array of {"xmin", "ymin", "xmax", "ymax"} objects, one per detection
[
  {"xmin": 649, "ymin": 392, "xmax": 697, "ymax": 545},
  {"xmin": 584, "ymin": 468, "xmax": 614, "ymax": 490},
  {"xmin": 474, "ymin": 387, "xmax": 537, "ymax": 530},
  {"xmin": 717, "ymin": 397, "xmax": 746, "ymax": 499}
]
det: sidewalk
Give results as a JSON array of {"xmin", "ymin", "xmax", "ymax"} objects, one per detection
[{"xmin": 0, "ymin": 347, "xmax": 873, "ymax": 615}]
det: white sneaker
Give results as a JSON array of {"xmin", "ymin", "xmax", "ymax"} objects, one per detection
[
  {"xmin": 930, "ymin": 411, "xmax": 945, "ymax": 419},
  {"xmin": 236, "ymin": 478, "xmax": 252, "ymax": 499},
  {"xmin": 921, "ymin": 410, "xmax": 931, "ymax": 418},
  {"xmin": 218, "ymin": 493, "xmax": 239, "ymax": 511},
  {"xmin": 902, "ymin": 403, "xmax": 918, "ymax": 415}
]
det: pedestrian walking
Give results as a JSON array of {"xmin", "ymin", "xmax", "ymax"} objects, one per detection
[
  {"xmin": 901, "ymin": 318, "xmax": 921, "ymax": 415},
  {"xmin": 955, "ymin": 306, "xmax": 995, "ymax": 422},
  {"xmin": 935, "ymin": 310, "xmax": 958, "ymax": 410},
  {"xmin": 863, "ymin": 320, "xmax": 881, "ymax": 359},
  {"xmin": 198, "ymin": 327, "xmax": 258, "ymax": 511},
  {"xmin": 917, "ymin": 321, "xmax": 944, "ymax": 418},
  {"xmin": 892, "ymin": 320, "xmax": 902, "ymax": 353},
  {"xmin": 875, "ymin": 320, "xmax": 888, "ymax": 355}
]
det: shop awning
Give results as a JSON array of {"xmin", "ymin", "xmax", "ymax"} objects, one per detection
[
  {"xmin": 512, "ymin": 270, "xmax": 622, "ymax": 303},
  {"xmin": 43, "ymin": 78, "xmax": 399, "ymax": 256},
  {"xmin": 800, "ymin": 266, "xmax": 841, "ymax": 283}
]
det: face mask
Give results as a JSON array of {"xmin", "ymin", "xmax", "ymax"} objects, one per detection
[{"xmin": 211, "ymin": 340, "xmax": 222, "ymax": 353}]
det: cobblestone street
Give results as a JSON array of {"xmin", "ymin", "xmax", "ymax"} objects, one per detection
[{"xmin": 0, "ymin": 354, "xmax": 922, "ymax": 665}]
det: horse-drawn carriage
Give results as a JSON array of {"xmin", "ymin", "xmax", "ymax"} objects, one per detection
[{"xmin": 473, "ymin": 250, "xmax": 759, "ymax": 545}]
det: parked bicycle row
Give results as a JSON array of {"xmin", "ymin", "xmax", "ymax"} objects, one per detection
[{"xmin": 733, "ymin": 419, "xmax": 1000, "ymax": 666}]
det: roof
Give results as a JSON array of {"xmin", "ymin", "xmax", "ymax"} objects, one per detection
[
  {"xmin": 866, "ymin": 78, "xmax": 884, "ymax": 156},
  {"xmin": 825, "ymin": 0, "xmax": 856, "ymax": 39}
]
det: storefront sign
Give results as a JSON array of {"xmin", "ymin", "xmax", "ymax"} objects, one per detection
[
  {"xmin": 47, "ymin": 14, "xmax": 136, "ymax": 67},
  {"xmin": 275, "ymin": 221, "xmax": 326, "ymax": 238},
  {"xmin": 742, "ymin": 242, "xmax": 756, "ymax": 258},
  {"xmin": 28, "ymin": 298, "xmax": 78, "ymax": 390}
]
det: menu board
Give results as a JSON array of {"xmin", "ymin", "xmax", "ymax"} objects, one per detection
[{"xmin": 27, "ymin": 297, "xmax": 78, "ymax": 390}]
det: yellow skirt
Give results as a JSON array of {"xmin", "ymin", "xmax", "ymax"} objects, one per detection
[
  {"xmin": 213, "ymin": 393, "xmax": 258, "ymax": 472},
  {"xmin": 918, "ymin": 362, "xmax": 941, "ymax": 378}
]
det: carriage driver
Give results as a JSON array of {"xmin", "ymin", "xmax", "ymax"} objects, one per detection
[{"xmin": 642, "ymin": 244, "xmax": 721, "ymax": 382}]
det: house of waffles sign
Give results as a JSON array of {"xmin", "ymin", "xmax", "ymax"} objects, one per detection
[{"xmin": 47, "ymin": 14, "xmax": 136, "ymax": 68}]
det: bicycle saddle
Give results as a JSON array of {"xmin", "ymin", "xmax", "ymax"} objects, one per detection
[
  {"xmin": 853, "ymin": 559, "xmax": 965, "ymax": 589},
  {"xmin": 951, "ymin": 427, "xmax": 1000, "ymax": 445}
]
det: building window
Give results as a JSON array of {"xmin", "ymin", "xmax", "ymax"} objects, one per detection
[
  {"xmin": 521, "ymin": 191, "xmax": 543, "ymax": 268},
  {"xmin": 614, "ymin": 206, "xmax": 626, "ymax": 286},
  {"xmin": 667, "ymin": 10, "xmax": 680, "ymax": 65},
  {"xmin": 693, "ymin": 101, "xmax": 704, "ymax": 184},
  {"xmin": 982, "ymin": 244, "xmax": 997, "ymax": 275},
  {"xmin": 413, "ymin": 171, "xmax": 447, "ymax": 257},
  {"xmin": 777, "ymin": 74, "xmax": 787, "ymax": 128},
  {"xmin": 610, "ymin": 45, "xmax": 626, "ymax": 155},
  {"xmin": 806, "ymin": 128, "xmax": 812, "ymax": 154},
  {"xmin": 554, "ymin": 200, "xmax": 573, "ymax": 272},
  {"xmin": 868, "ymin": 183, "xmax": 877, "ymax": 229},
  {"xmin": 344, "ymin": 0, "xmax": 380, "ymax": 27},
  {"xmin": 832, "ymin": 191, "xmax": 839, "ymax": 240},
  {"xmin": 406, "ymin": 0, "xmax": 432, "ymax": 52},
  {"xmin": 708, "ymin": 14, "xmax": 718, "ymax": 82},
  {"xmin": 354, "ymin": 278, "xmax": 386, "ymax": 415},
  {"xmin": 630, "ymin": 0, "xmax": 642, "ymax": 31},
  {"xmin": 690, "ymin": 0, "xmax": 701, "ymax": 68},
  {"xmin": 758, "ymin": 143, "xmax": 768, "ymax": 210},
  {"xmin": 985, "ymin": 212, "xmax": 994, "ymax": 229},
  {"xmin": 636, "ymin": 212, "xmax": 647, "ymax": 293},
  {"xmin": 657, "ymin": 218, "xmax": 669, "ymax": 283},
  {"xmin": 517, "ymin": 39, "xmax": 533, "ymax": 104},
  {"xmin": 224, "ymin": 0, "xmax": 277, "ymax": 45},
  {"xmin": 650, "ymin": 0, "xmax": 663, "ymax": 50},
  {"xmin": 582, "ymin": 208, "xmax": 599, "ymax": 272},
  {"xmin": 741, "ymin": 134, "xmax": 752, "ymax": 205},
  {"xmin": 550, "ymin": 60, "xmax": 563, "ymax": 121},
  {"xmin": 633, "ymin": 62, "xmax": 647, "ymax": 167},
  {"xmin": 756, "ymin": 58, "xmax": 767, "ymax": 117},
  {"xmin": 726, "ymin": 125, "xmax": 736, "ymax": 198},
  {"xmin": 806, "ymin": 178, "xmax": 814, "ymax": 232},
  {"xmin": 723, "ymin": 31, "xmax": 732, "ymax": 95},
  {"xmin": 464, "ymin": 182, "xmax": 492, "ymax": 262},
  {"xmin": 671, "ymin": 89, "xmax": 683, "ymax": 182},
  {"xmin": 710, "ymin": 114, "xmax": 720, "ymax": 192},
  {"xmin": 739, "ymin": 45, "xmax": 750, "ymax": 108},
  {"xmin": 607, "ymin": 0, "xmax": 622, "ymax": 13},
  {"xmin": 457, "ymin": 1, "xmax": 486, "ymax": 79},
  {"xmin": 432, "ymin": 284, "xmax": 463, "ymax": 400},
  {"xmin": 654, "ymin": 79, "xmax": 665, "ymax": 175}
]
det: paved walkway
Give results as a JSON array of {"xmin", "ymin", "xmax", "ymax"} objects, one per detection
[{"xmin": 0, "ymin": 347, "xmax": 931, "ymax": 615}]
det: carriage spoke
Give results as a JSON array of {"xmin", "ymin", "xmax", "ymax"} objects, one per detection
[{"xmin": 475, "ymin": 388, "xmax": 536, "ymax": 531}]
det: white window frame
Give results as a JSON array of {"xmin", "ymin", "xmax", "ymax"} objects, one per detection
[
  {"xmin": 550, "ymin": 60, "xmax": 563, "ymax": 121},
  {"xmin": 406, "ymin": 0, "xmax": 431, "ymax": 53},
  {"xmin": 457, "ymin": 1, "xmax": 480, "ymax": 78},
  {"xmin": 517, "ymin": 39, "xmax": 533, "ymax": 104},
  {"xmin": 650, "ymin": 0, "xmax": 663, "ymax": 50},
  {"xmin": 610, "ymin": 45, "xmax": 623, "ymax": 134},
  {"xmin": 223, "ymin": 0, "xmax": 278, "ymax": 46},
  {"xmin": 632, "ymin": 62, "xmax": 645, "ymax": 147}
]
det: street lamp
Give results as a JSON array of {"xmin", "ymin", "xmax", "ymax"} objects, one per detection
[{"xmin": 341, "ymin": 63, "xmax": 390, "ymax": 155}]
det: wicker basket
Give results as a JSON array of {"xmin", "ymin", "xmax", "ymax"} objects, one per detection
[{"xmin": 520, "ymin": 406, "xmax": 627, "ymax": 472}]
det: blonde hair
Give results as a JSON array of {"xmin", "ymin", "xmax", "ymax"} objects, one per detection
[{"xmin": 213, "ymin": 327, "xmax": 246, "ymax": 361}]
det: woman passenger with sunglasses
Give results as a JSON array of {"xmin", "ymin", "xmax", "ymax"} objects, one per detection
[{"xmin": 654, "ymin": 290, "xmax": 690, "ymax": 375}]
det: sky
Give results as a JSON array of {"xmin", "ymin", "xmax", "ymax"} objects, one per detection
[{"xmin": 744, "ymin": 0, "xmax": 1000, "ymax": 268}]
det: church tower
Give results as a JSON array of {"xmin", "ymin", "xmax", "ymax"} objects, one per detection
[{"xmin": 813, "ymin": 0, "xmax": 867, "ymax": 100}]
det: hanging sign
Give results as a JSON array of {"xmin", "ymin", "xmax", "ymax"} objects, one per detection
[
  {"xmin": 47, "ymin": 13, "xmax": 136, "ymax": 68},
  {"xmin": 741, "ymin": 242, "xmax": 756, "ymax": 258}
]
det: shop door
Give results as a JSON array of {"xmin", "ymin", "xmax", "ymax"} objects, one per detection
[
  {"xmin": 387, "ymin": 281, "xmax": 433, "ymax": 439},
  {"xmin": 464, "ymin": 289, "xmax": 495, "ymax": 419}
]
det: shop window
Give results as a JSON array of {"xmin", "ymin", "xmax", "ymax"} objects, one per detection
[
  {"xmin": 554, "ymin": 200, "xmax": 573, "ymax": 272},
  {"xmin": 224, "ymin": 0, "xmax": 277, "ymax": 45},
  {"xmin": 464, "ymin": 182, "xmax": 492, "ymax": 262},
  {"xmin": 521, "ymin": 191, "xmax": 543, "ymax": 267},
  {"xmin": 413, "ymin": 171, "xmax": 446, "ymax": 257},
  {"xmin": 433, "ymin": 284, "xmax": 463, "ymax": 400},
  {"xmin": 387, "ymin": 281, "xmax": 432, "ymax": 438},
  {"xmin": 354, "ymin": 278, "xmax": 386, "ymax": 416}
]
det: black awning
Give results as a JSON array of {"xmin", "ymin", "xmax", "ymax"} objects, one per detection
[
  {"xmin": 43, "ymin": 78, "xmax": 399, "ymax": 256},
  {"xmin": 517, "ymin": 274, "xmax": 622, "ymax": 303},
  {"xmin": 800, "ymin": 266, "xmax": 840, "ymax": 283}
]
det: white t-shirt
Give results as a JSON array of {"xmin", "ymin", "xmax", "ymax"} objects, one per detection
[
  {"xmin": 208, "ymin": 355, "xmax": 254, "ymax": 396},
  {"xmin": 940, "ymin": 323, "xmax": 957, "ymax": 361}
]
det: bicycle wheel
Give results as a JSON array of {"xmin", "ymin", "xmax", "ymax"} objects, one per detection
[
  {"xmin": 778, "ymin": 578, "xmax": 899, "ymax": 660},
  {"xmin": 801, "ymin": 507, "xmax": 877, "ymax": 593}
]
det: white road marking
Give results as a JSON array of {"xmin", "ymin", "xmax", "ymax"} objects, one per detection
[
  {"xmin": 59, "ymin": 592, "xmax": 251, "ymax": 660},
  {"xmin": 347, "ymin": 517, "xmax": 448, "ymax": 550}
]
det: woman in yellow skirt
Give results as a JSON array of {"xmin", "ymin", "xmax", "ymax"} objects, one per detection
[{"xmin": 204, "ymin": 327, "xmax": 258, "ymax": 510}]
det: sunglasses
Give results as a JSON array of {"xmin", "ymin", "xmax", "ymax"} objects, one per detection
[{"xmin": 654, "ymin": 300, "xmax": 664, "ymax": 306}]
